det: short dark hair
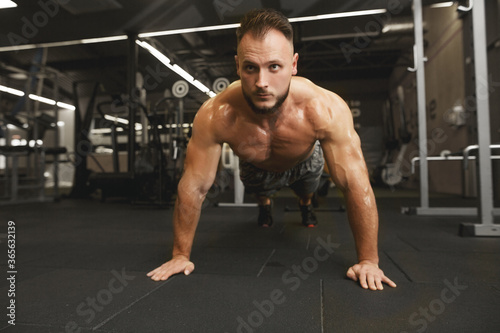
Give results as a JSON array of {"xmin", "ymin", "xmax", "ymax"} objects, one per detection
[{"xmin": 236, "ymin": 8, "xmax": 293, "ymax": 47}]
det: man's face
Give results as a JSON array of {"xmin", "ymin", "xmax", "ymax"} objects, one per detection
[{"xmin": 235, "ymin": 29, "xmax": 298, "ymax": 114}]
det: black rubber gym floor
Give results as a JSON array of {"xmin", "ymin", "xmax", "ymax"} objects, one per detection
[{"xmin": 0, "ymin": 187, "xmax": 499, "ymax": 332}]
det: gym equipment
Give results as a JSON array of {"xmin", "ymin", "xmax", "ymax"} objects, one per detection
[
  {"xmin": 152, "ymin": 87, "xmax": 191, "ymax": 191},
  {"xmin": 217, "ymin": 143, "xmax": 257, "ymax": 208},
  {"xmin": 404, "ymin": 144, "xmax": 500, "ymax": 216},
  {"xmin": 405, "ymin": 0, "xmax": 499, "ymax": 237},
  {"xmin": 87, "ymin": 94, "xmax": 174, "ymax": 205},
  {"xmin": 69, "ymin": 81, "xmax": 100, "ymax": 198},
  {"xmin": 172, "ymin": 80, "xmax": 189, "ymax": 98},
  {"xmin": 212, "ymin": 77, "xmax": 230, "ymax": 93},
  {"xmin": 0, "ymin": 58, "xmax": 67, "ymax": 205},
  {"xmin": 379, "ymin": 86, "xmax": 411, "ymax": 186}
]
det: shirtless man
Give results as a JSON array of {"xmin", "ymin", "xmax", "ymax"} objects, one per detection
[{"xmin": 147, "ymin": 8, "xmax": 397, "ymax": 291}]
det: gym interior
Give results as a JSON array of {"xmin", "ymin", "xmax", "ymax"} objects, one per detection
[{"xmin": 0, "ymin": 0, "xmax": 499, "ymax": 332}]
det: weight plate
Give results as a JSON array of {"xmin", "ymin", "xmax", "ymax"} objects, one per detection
[
  {"xmin": 172, "ymin": 80, "xmax": 189, "ymax": 98},
  {"xmin": 212, "ymin": 77, "xmax": 230, "ymax": 93}
]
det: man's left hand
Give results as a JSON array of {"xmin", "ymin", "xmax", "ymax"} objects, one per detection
[{"xmin": 346, "ymin": 261, "xmax": 397, "ymax": 290}]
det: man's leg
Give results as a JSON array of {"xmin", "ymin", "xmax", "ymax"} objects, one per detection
[
  {"xmin": 256, "ymin": 195, "xmax": 273, "ymax": 227},
  {"xmin": 298, "ymin": 193, "xmax": 314, "ymax": 206},
  {"xmin": 289, "ymin": 144, "xmax": 324, "ymax": 227},
  {"xmin": 294, "ymin": 191, "xmax": 318, "ymax": 227},
  {"xmin": 256, "ymin": 196, "xmax": 272, "ymax": 206},
  {"xmin": 239, "ymin": 160, "xmax": 286, "ymax": 228}
]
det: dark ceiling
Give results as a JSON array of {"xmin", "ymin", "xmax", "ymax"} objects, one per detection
[{"xmin": 0, "ymin": 0, "xmax": 446, "ymax": 113}]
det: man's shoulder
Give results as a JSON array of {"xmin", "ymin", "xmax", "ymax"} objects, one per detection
[
  {"xmin": 291, "ymin": 77, "xmax": 342, "ymax": 104},
  {"xmin": 291, "ymin": 77, "xmax": 344, "ymax": 114},
  {"xmin": 193, "ymin": 82, "xmax": 242, "ymax": 139},
  {"xmin": 199, "ymin": 82, "xmax": 242, "ymax": 121}
]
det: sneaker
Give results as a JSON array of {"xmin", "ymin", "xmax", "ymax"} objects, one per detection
[
  {"xmin": 300, "ymin": 204, "xmax": 318, "ymax": 227},
  {"xmin": 258, "ymin": 204, "xmax": 273, "ymax": 227}
]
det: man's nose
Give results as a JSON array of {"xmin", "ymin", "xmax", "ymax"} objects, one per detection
[{"xmin": 255, "ymin": 71, "xmax": 268, "ymax": 89}]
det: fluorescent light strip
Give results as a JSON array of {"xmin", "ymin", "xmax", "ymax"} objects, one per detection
[
  {"xmin": 0, "ymin": 0, "xmax": 17, "ymax": 9},
  {"xmin": 192, "ymin": 80, "xmax": 210, "ymax": 93},
  {"xmin": 136, "ymin": 40, "xmax": 171, "ymax": 66},
  {"xmin": 29, "ymin": 94, "xmax": 56, "ymax": 105},
  {"xmin": 139, "ymin": 9, "xmax": 387, "ymax": 38},
  {"xmin": 0, "ymin": 35, "xmax": 127, "ymax": 53},
  {"xmin": 136, "ymin": 40, "xmax": 216, "ymax": 97},
  {"xmin": 56, "ymin": 102, "xmax": 76, "ymax": 111},
  {"xmin": 104, "ymin": 115, "xmax": 129, "ymax": 125},
  {"xmin": 81, "ymin": 35, "xmax": 128, "ymax": 44},
  {"xmin": 172, "ymin": 64, "xmax": 194, "ymax": 82},
  {"xmin": 139, "ymin": 23, "xmax": 240, "ymax": 38},
  {"xmin": 0, "ymin": 84, "xmax": 24, "ymax": 96},
  {"xmin": 288, "ymin": 9, "xmax": 387, "ymax": 23},
  {"xmin": 102, "ymin": 116, "xmax": 143, "ymax": 131},
  {"xmin": 0, "ymin": 85, "xmax": 75, "ymax": 110},
  {"xmin": 430, "ymin": 2, "xmax": 454, "ymax": 8},
  {"xmin": 29, "ymin": 94, "xmax": 76, "ymax": 110}
]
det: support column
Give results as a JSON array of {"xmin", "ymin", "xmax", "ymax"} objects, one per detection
[
  {"xmin": 414, "ymin": 0, "xmax": 429, "ymax": 210},
  {"xmin": 460, "ymin": 0, "xmax": 499, "ymax": 236},
  {"xmin": 127, "ymin": 34, "xmax": 138, "ymax": 176}
]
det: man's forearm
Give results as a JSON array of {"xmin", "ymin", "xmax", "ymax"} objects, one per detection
[
  {"xmin": 171, "ymin": 187, "xmax": 204, "ymax": 259},
  {"xmin": 344, "ymin": 186, "xmax": 380, "ymax": 264}
]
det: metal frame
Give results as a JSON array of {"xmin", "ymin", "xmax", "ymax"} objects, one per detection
[
  {"xmin": 406, "ymin": 0, "xmax": 499, "ymax": 236},
  {"xmin": 0, "ymin": 66, "xmax": 63, "ymax": 205},
  {"xmin": 217, "ymin": 144, "xmax": 257, "ymax": 208},
  {"xmin": 407, "ymin": 145, "xmax": 500, "ymax": 216},
  {"xmin": 461, "ymin": 0, "xmax": 499, "ymax": 236},
  {"xmin": 413, "ymin": 0, "xmax": 430, "ymax": 210}
]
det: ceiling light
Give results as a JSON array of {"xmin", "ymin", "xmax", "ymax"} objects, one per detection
[
  {"xmin": 139, "ymin": 9, "xmax": 387, "ymax": 39},
  {"xmin": 0, "ymin": 84, "xmax": 24, "ymax": 96},
  {"xmin": 137, "ymin": 40, "xmax": 216, "ymax": 97},
  {"xmin": 80, "ymin": 35, "xmax": 128, "ymax": 44},
  {"xmin": 288, "ymin": 9, "xmax": 387, "ymax": 23},
  {"xmin": 0, "ymin": 0, "xmax": 17, "ymax": 9},
  {"xmin": 172, "ymin": 64, "xmax": 194, "ymax": 82},
  {"xmin": 29, "ymin": 94, "xmax": 56, "ymax": 105},
  {"xmin": 0, "ymin": 35, "xmax": 127, "ymax": 53},
  {"xmin": 136, "ymin": 40, "xmax": 171, "ymax": 66},
  {"xmin": 382, "ymin": 22, "xmax": 414, "ymax": 33},
  {"xmin": 430, "ymin": 2, "xmax": 455, "ymax": 8},
  {"xmin": 56, "ymin": 102, "xmax": 76, "ymax": 111},
  {"xmin": 104, "ymin": 115, "xmax": 129, "ymax": 125},
  {"xmin": 139, "ymin": 23, "xmax": 240, "ymax": 38},
  {"xmin": 0, "ymin": 85, "xmax": 75, "ymax": 110},
  {"xmin": 192, "ymin": 80, "xmax": 210, "ymax": 94}
]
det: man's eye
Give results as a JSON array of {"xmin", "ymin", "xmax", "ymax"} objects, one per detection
[
  {"xmin": 245, "ymin": 65, "xmax": 255, "ymax": 71},
  {"xmin": 270, "ymin": 64, "xmax": 280, "ymax": 71}
]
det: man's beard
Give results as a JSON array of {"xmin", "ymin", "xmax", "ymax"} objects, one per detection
[{"xmin": 242, "ymin": 86, "xmax": 290, "ymax": 115}]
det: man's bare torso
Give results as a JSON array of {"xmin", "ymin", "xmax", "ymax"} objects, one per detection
[{"xmin": 207, "ymin": 77, "xmax": 330, "ymax": 172}]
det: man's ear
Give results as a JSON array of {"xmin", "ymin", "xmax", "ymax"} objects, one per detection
[
  {"xmin": 235, "ymin": 55, "xmax": 240, "ymax": 77},
  {"xmin": 292, "ymin": 53, "xmax": 299, "ymax": 76}
]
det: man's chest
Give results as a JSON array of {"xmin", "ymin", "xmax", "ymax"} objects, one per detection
[{"xmin": 222, "ymin": 119, "xmax": 317, "ymax": 170}]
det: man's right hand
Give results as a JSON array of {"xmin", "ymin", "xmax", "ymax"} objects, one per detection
[{"xmin": 147, "ymin": 255, "xmax": 195, "ymax": 281}]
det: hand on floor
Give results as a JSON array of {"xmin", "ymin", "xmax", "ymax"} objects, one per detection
[
  {"xmin": 346, "ymin": 261, "xmax": 397, "ymax": 290},
  {"xmin": 147, "ymin": 256, "xmax": 195, "ymax": 281}
]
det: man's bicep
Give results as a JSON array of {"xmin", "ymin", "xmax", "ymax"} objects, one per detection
[
  {"xmin": 182, "ymin": 135, "xmax": 222, "ymax": 193},
  {"xmin": 320, "ymin": 108, "xmax": 369, "ymax": 193}
]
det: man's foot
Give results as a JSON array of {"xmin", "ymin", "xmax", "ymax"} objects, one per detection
[
  {"xmin": 258, "ymin": 204, "xmax": 273, "ymax": 227},
  {"xmin": 300, "ymin": 204, "xmax": 318, "ymax": 227}
]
